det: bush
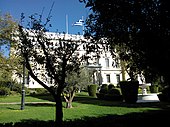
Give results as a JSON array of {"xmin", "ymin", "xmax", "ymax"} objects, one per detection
[
  {"xmin": 108, "ymin": 88, "xmax": 121, "ymax": 96},
  {"xmin": 158, "ymin": 86, "xmax": 170, "ymax": 102},
  {"xmin": 149, "ymin": 85, "xmax": 158, "ymax": 93},
  {"xmin": 119, "ymin": 81, "xmax": 139, "ymax": 104},
  {"xmin": 97, "ymin": 86, "xmax": 123, "ymax": 101},
  {"xmin": 104, "ymin": 94, "xmax": 123, "ymax": 101},
  {"xmin": 0, "ymin": 81, "xmax": 10, "ymax": 87},
  {"xmin": 29, "ymin": 88, "xmax": 49, "ymax": 95},
  {"xmin": 99, "ymin": 84, "xmax": 108, "ymax": 94},
  {"xmin": 96, "ymin": 93, "xmax": 105, "ymax": 99},
  {"xmin": 106, "ymin": 88, "xmax": 122, "ymax": 101},
  {"xmin": 0, "ymin": 87, "xmax": 10, "ymax": 96},
  {"xmin": 87, "ymin": 84, "xmax": 98, "ymax": 97},
  {"xmin": 108, "ymin": 84, "xmax": 115, "ymax": 90}
]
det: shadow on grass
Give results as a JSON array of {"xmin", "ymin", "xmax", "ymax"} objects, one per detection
[
  {"xmin": 28, "ymin": 93, "xmax": 169, "ymax": 109},
  {"xmin": 27, "ymin": 94, "xmax": 55, "ymax": 102},
  {"xmin": 6, "ymin": 107, "xmax": 19, "ymax": 110},
  {"xmin": 4, "ymin": 103, "xmax": 55, "ymax": 111},
  {"xmin": 0, "ymin": 107, "xmax": 170, "ymax": 127},
  {"xmin": 74, "ymin": 95, "xmax": 170, "ymax": 109},
  {"xmin": 25, "ymin": 103, "xmax": 55, "ymax": 107}
]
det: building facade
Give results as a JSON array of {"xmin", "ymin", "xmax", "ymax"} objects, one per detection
[{"xmin": 12, "ymin": 32, "xmax": 131, "ymax": 88}]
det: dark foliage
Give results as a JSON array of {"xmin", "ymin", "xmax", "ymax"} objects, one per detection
[
  {"xmin": 84, "ymin": 0, "xmax": 170, "ymax": 85},
  {"xmin": 158, "ymin": 86, "xmax": 170, "ymax": 102},
  {"xmin": 120, "ymin": 81, "xmax": 139, "ymax": 103},
  {"xmin": 97, "ymin": 84, "xmax": 123, "ymax": 101},
  {"xmin": 87, "ymin": 84, "xmax": 98, "ymax": 97}
]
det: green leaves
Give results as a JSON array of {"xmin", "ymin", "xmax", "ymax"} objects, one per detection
[
  {"xmin": 0, "ymin": 13, "xmax": 18, "ymax": 48},
  {"xmin": 85, "ymin": 0, "xmax": 170, "ymax": 83}
]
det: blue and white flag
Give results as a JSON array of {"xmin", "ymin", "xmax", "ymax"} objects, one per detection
[{"xmin": 73, "ymin": 18, "xmax": 84, "ymax": 26}]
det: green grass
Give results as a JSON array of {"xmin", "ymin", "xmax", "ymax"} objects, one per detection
[
  {"xmin": 0, "ymin": 92, "xmax": 165, "ymax": 124},
  {"xmin": 0, "ymin": 94, "xmax": 52, "ymax": 103}
]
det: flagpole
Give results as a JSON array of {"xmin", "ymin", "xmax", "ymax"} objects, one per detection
[
  {"xmin": 82, "ymin": 16, "xmax": 84, "ymax": 35},
  {"xmin": 66, "ymin": 14, "xmax": 68, "ymax": 34}
]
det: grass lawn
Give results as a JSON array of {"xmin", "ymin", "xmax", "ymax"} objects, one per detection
[{"xmin": 0, "ymin": 92, "xmax": 169, "ymax": 126}]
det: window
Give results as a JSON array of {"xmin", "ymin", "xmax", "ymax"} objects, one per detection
[
  {"xmin": 105, "ymin": 58, "xmax": 109, "ymax": 67},
  {"xmin": 116, "ymin": 74, "xmax": 120, "ymax": 83},
  {"xmin": 106, "ymin": 74, "xmax": 110, "ymax": 83},
  {"xmin": 96, "ymin": 58, "xmax": 99, "ymax": 64}
]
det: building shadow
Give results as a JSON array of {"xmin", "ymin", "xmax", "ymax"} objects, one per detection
[
  {"xmin": 25, "ymin": 102, "xmax": 55, "ymax": 107},
  {"xmin": 73, "ymin": 95, "xmax": 170, "ymax": 109},
  {"xmin": 27, "ymin": 94, "xmax": 55, "ymax": 102},
  {"xmin": 28, "ymin": 93, "xmax": 170, "ymax": 109},
  {"xmin": 1, "ymin": 107, "xmax": 170, "ymax": 127}
]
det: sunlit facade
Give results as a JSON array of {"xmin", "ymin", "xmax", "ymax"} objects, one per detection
[{"xmin": 11, "ymin": 32, "xmax": 131, "ymax": 88}]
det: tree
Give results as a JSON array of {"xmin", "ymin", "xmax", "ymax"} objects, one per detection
[
  {"xmin": 0, "ymin": 12, "xmax": 18, "ymax": 56},
  {"xmin": 0, "ymin": 55, "xmax": 12, "ymax": 82},
  {"xmin": 84, "ymin": 0, "xmax": 170, "ymax": 84},
  {"xmin": 0, "ymin": 13, "xmax": 22, "ymax": 86},
  {"xmin": 63, "ymin": 66, "xmax": 92, "ymax": 108},
  {"xmin": 17, "ymin": 13, "xmax": 99, "ymax": 126}
]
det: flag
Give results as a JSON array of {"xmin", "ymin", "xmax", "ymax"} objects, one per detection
[{"xmin": 73, "ymin": 18, "xmax": 84, "ymax": 26}]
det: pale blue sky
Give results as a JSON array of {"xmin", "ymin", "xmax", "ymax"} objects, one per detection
[{"xmin": 0, "ymin": 0, "xmax": 89, "ymax": 35}]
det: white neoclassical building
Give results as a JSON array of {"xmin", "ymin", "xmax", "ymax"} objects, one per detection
[{"xmin": 12, "ymin": 32, "xmax": 132, "ymax": 88}]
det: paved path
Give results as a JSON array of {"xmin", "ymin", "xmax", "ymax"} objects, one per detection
[
  {"xmin": 137, "ymin": 93, "xmax": 160, "ymax": 103},
  {"xmin": 0, "ymin": 101, "xmax": 55, "ymax": 105}
]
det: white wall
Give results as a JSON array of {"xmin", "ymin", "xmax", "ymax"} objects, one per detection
[{"xmin": 12, "ymin": 32, "xmax": 133, "ymax": 88}]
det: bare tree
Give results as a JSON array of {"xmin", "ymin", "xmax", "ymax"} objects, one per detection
[{"xmin": 16, "ymin": 13, "xmax": 99, "ymax": 126}]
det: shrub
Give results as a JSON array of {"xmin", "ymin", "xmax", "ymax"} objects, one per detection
[
  {"xmin": 108, "ymin": 88, "xmax": 121, "ymax": 96},
  {"xmin": 158, "ymin": 86, "xmax": 170, "ymax": 102},
  {"xmin": 105, "ymin": 88, "xmax": 122, "ymax": 101},
  {"xmin": 97, "ymin": 86, "xmax": 123, "ymax": 101},
  {"xmin": 0, "ymin": 81, "xmax": 10, "ymax": 87},
  {"xmin": 149, "ymin": 85, "xmax": 158, "ymax": 93},
  {"xmin": 0, "ymin": 87, "xmax": 10, "ymax": 96},
  {"xmin": 36, "ymin": 88, "xmax": 49, "ymax": 95},
  {"xmin": 104, "ymin": 94, "xmax": 123, "ymax": 101},
  {"xmin": 87, "ymin": 84, "xmax": 98, "ymax": 97},
  {"xmin": 99, "ymin": 84, "xmax": 108, "ymax": 94},
  {"xmin": 11, "ymin": 83, "xmax": 22, "ymax": 93},
  {"xmin": 119, "ymin": 81, "xmax": 139, "ymax": 103},
  {"xmin": 108, "ymin": 84, "xmax": 115, "ymax": 90},
  {"xmin": 96, "ymin": 93, "xmax": 105, "ymax": 99}
]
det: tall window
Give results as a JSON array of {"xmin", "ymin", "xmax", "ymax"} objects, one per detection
[
  {"xmin": 106, "ymin": 74, "xmax": 110, "ymax": 83},
  {"xmin": 105, "ymin": 58, "xmax": 109, "ymax": 67},
  {"xmin": 116, "ymin": 74, "xmax": 120, "ymax": 84}
]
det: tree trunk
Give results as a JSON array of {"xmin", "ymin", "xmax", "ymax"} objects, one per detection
[
  {"xmin": 120, "ymin": 60, "xmax": 126, "ymax": 81},
  {"xmin": 66, "ymin": 101, "xmax": 73, "ymax": 108},
  {"xmin": 63, "ymin": 90, "xmax": 75, "ymax": 108},
  {"xmin": 54, "ymin": 93, "xmax": 63, "ymax": 127}
]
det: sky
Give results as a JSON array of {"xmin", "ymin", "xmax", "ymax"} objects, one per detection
[{"xmin": 0, "ymin": 0, "xmax": 89, "ymax": 35}]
